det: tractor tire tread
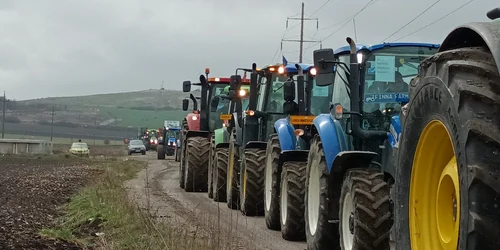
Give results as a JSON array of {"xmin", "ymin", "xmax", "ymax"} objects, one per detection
[
  {"xmin": 241, "ymin": 148, "xmax": 266, "ymax": 216},
  {"xmin": 184, "ymin": 136, "xmax": 210, "ymax": 192},
  {"xmin": 281, "ymin": 161, "xmax": 307, "ymax": 241},
  {"xmin": 213, "ymin": 148, "xmax": 228, "ymax": 202},
  {"xmin": 265, "ymin": 134, "xmax": 282, "ymax": 230}
]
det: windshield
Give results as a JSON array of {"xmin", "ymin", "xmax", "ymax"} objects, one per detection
[
  {"xmin": 130, "ymin": 140, "xmax": 143, "ymax": 145},
  {"xmin": 362, "ymin": 46, "xmax": 438, "ymax": 129},
  {"xmin": 72, "ymin": 143, "xmax": 88, "ymax": 149},
  {"xmin": 165, "ymin": 130, "xmax": 180, "ymax": 138},
  {"xmin": 308, "ymin": 77, "xmax": 332, "ymax": 115},
  {"xmin": 209, "ymin": 83, "xmax": 229, "ymax": 130},
  {"xmin": 263, "ymin": 73, "xmax": 289, "ymax": 113}
]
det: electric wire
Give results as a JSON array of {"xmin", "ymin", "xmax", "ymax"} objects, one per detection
[
  {"xmin": 393, "ymin": 0, "xmax": 475, "ymax": 41},
  {"xmin": 380, "ymin": 0, "xmax": 442, "ymax": 42}
]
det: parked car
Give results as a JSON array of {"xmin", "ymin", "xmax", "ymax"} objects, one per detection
[
  {"xmin": 128, "ymin": 140, "xmax": 146, "ymax": 155},
  {"xmin": 69, "ymin": 142, "xmax": 90, "ymax": 157}
]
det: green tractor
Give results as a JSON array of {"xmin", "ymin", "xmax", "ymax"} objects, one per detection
[
  {"xmin": 179, "ymin": 72, "xmax": 237, "ymax": 192},
  {"xmin": 224, "ymin": 63, "xmax": 306, "ymax": 216},
  {"xmin": 208, "ymin": 73, "xmax": 252, "ymax": 201}
]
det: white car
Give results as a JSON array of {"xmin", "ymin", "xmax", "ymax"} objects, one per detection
[{"xmin": 128, "ymin": 140, "xmax": 146, "ymax": 155}]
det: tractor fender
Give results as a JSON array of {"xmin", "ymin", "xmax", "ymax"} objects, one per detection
[
  {"xmin": 279, "ymin": 150, "xmax": 309, "ymax": 167},
  {"xmin": 439, "ymin": 22, "xmax": 500, "ymax": 73},
  {"xmin": 388, "ymin": 115, "xmax": 402, "ymax": 148},
  {"xmin": 216, "ymin": 142, "xmax": 230, "ymax": 149},
  {"xmin": 185, "ymin": 130, "xmax": 210, "ymax": 139},
  {"xmin": 186, "ymin": 113, "xmax": 200, "ymax": 131},
  {"xmin": 245, "ymin": 141, "xmax": 267, "ymax": 150},
  {"xmin": 273, "ymin": 118, "xmax": 297, "ymax": 151},
  {"xmin": 214, "ymin": 128, "xmax": 225, "ymax": 147},
  {"xmin": 312, "ymin": 114, "xmax": 348, "ymax": 173}
]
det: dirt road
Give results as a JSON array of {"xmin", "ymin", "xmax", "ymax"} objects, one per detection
[{"xmin": 126, "ymin": 153, "xmax": 307, "ymax": 250}]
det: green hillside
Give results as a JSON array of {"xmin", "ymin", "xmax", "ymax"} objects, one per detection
[{"xmin": 16, "ymin": 89, "xmax": 198, "ymax": 128}]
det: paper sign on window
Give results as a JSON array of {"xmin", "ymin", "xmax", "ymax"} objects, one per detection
[
  {"xmin": 375, "ymin": 56, "xmax": 396, "ymax": 82},
  {"xmin": 313, "ymin": 85, "xmax": 329, "ymax": 97}
]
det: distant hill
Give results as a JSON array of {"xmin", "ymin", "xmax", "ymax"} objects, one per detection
[
  {"xmin": 18, "ymin": 89, "xmax": 200, "ymax": 110},
  {"xmin": 4, "ymin": 89, "xmax": 201, "ymax": 129}
]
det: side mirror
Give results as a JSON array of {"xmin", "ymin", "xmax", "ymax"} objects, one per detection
[
  {"xmin": 283, "ymin": 80, "xmax": 295, "ymax": 101},
  {"xmin": 210, "ymin": 96, "xmax": 220, "ymax": 112},
  {"xmin": 183, "ymin": 81, "xmax": 191, "ymax": 92},
  {"xmin": 227, "ymin": 90, "xmax": 236, "ymax": 100},
  {"xmin": 230, "ymin": 75, "xmax": 241, "ymax": 90},
  {"xmin": 182, "ymin": 98, "xmax": 189, "ymax": 111},
  {"xmin": 283, "ymin": 101, "xmax": 296, "ymax": 115},
  {"xmin": 313, "ymin": 49, "xmax": 335, "ymax": 86}
]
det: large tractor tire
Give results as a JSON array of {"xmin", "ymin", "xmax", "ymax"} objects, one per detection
[
  {"xmin": 184, "ymin": 136, "xmax": 210, "ymax": 192},
  {"xmin": 305, "ymin": 135, "xmax": 339, "ymax": 250},
  {"xmin": 339, "ymin": 169, "xmax": 392, "ymax": 250},
  {"xmin": 207, "ymin": 135, "xmax": 215, "ymax": 199},
  {"xmin": 213, "ymin": 148, "xmax": 228, "ymax": 202},
  {"xmin": 280, "ymin": 161, "xmax": 307, "ymax": 241},
  {"xmin": 157, "ymin": 145, "xmax": 166, "ymax": 160},
  {"xmin": 240, "ymin": 148, "xmax": 266, "ymax": 216},
  {"xmin": 264, "ymin": 134, "xmax": 282, "ymax": 230},
  {"xmin": 226, "ymin": 133, "xmax": 240, "ymax": 210},
  {"xmin": 395, "ymin": 46, "xmax": 500, "ymax": 250},
  {"xmin": 179, "ymin": 144, "xmax": 186, "ymax": 189}
]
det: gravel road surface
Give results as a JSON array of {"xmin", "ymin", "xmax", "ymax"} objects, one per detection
[{"xmin": 126, "ymin": 153, "xmax": 307, "ymax": 250}]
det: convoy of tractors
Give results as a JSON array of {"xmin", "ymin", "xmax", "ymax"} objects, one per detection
[{"xmin": 170, "ymin": 9, "xmax": 500, "ymax": 250}]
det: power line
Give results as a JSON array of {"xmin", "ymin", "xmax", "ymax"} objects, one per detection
[
  {"xmin": 309, "ymin": 0, "xmax": 332, "ymax": 17},
  {"xmin": 380, "ymin": 0, "xmax": 442, "ymax": 42},
  {"xmin": 319, "ymin": 0, "xmax": 377, "ymax": 42},
  {"xmin": 393, "ymin": 0, "xmax": 475, "ymax": 41}
]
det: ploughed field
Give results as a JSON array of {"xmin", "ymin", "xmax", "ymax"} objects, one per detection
[{"xmin": 0, "ymin": 156, "xmax": 99, "ymax": 250}]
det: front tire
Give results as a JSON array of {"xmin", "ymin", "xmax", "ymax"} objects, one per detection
[
  {"xmin": 395, "ymin": 47, "xmax": 500, "ymax": 250},
  {"xmin": 240, "ymin": 148, "xmax": 266, "ymax": 216},
  {"xmin": 339, "ymin": 169, "xmax": 392, "ymax": 250},
  {"xmin": 264, "ymin": 134, "xmax": 281, "ymax": 230},
  {"xmin": 280, "ymin": 161, "xmax": 307, "ymax": 241},
  {"xmin": 305, "ymin": 135, "xmax": 339, "ymax": 250},
  {"xmin": 157, "ymin": 146, "xmax": 165, "ymax": 159},
  {"xmin": 213, "ymin": 148, "xmax": 228, "ymax": 202}
]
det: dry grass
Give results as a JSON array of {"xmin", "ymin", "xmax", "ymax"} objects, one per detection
[{"xmin": 41, "ymin": 158, "xmax": 255, "ymax": 250}]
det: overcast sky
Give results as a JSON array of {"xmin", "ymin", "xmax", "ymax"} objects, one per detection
[{"xmin": 0, "ymin": 0, "xmax": 495, "ymax": 100}]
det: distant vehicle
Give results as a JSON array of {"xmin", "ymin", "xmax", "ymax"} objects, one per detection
[
  {"xmin": 128, "ymin": 140, "xmax": 147, "ymax": 155},
  {"xmin": 69, "ymin": 142, "xmax": 90, "ymax": 157}
]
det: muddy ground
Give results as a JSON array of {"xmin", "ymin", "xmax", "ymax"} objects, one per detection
[{"xmin": 0, "ymin": 156, "xmax": 100, "ymax": 250}]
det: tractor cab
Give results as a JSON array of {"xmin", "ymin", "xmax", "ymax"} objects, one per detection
[{"xmin": 314, "ymin": 41, "xmax": 439, "ymax": 178}]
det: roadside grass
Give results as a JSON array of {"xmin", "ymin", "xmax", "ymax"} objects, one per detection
[{"xmin": 39, "ymin": 157, "xmax": 238, "ymax": 250}]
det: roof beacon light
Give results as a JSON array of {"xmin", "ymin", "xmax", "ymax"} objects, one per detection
[{"xmin": 278, "ymin": 66, "xmax": 285, "ymax": 74}]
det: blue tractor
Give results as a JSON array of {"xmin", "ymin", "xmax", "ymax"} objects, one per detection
[
  {"xmin": 263, "ymin": 63, "xmax": 333, "ymax": 240},
  {"xmin": 295, "ymin": 39, "xmax": 439, "ymax": 250}
]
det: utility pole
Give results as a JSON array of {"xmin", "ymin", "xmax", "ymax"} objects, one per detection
[
  {"xmin": 1, "ymin": 91, "xmax": 5, "ymax": 139},
  {"xmin": 50, "ymin": 105, "xmax": 55, "ymax": 141},
  {"xmin": 282, "ymin": 2, "xmax": 321, "ymax": 63}
]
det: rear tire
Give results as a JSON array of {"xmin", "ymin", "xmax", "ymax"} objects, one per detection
[
  {"xmin": 184, "ymin": 136, "xmax": 210, "ymax": 192},
  {"xmin": 305, "ymin": 135, "xmax": 339, "ymax": 250},
  {"xmin": 339, "ymin": 169, "xmax": 392, "ymax": 250},
  {"xmin": 396, "ymin": 47, "xmax": 500, "ymax": 250},
  {"xmin": 264, "ymin": 134, "xmax": 281, "ymax": 230},
  {"xmin": 280, "ymin": 161, "xmax": 307, "ymax": 241},
  {"xmin": 157, "ymin": 146, "xmax": 166, "ymax": 159},
  {"xmin": 213, "ymin": 148, "xmax": 228, "ymax": 202},
  {"xmin": 240, "ymin": 148, "xmax": 266, "ymax": 216}
]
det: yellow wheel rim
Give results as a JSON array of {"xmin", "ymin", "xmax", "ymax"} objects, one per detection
[
  {"xmin": 410, "ymin": 120, "xmax": 460, "ymax": 250},
  {"xmin": 243, "ymin": 168, "xmax": 247, "ymax": 198}
]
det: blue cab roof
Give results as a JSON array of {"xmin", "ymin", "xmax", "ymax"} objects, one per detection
[
  {"xmin": 284, "ymin": 63, "xmax": 314, "ymax": 74},
  {"xmin": 333, "ymin": 42, "xmax": 440, "ymax": 55}
]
